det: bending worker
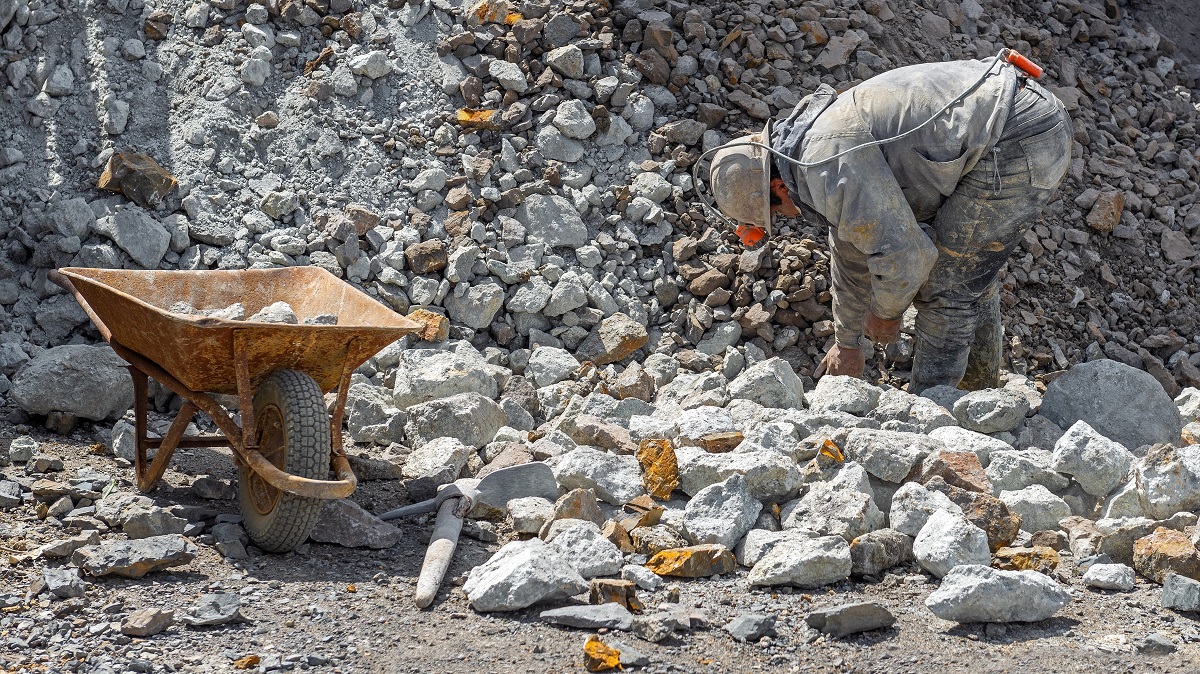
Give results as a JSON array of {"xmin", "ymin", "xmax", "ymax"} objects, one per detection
[{"xmin": 706, "ymin": 54, "xmax": 1071, "ymax": 392}]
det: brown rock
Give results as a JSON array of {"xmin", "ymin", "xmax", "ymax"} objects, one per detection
[
  {"xmin": 688, "ymin": 269, "xmax": 728, "ymax": 296},
  {"xmin": 477, "ymin": 443, "xmax": 533, "ymax": 479},
  {"xmin": 738, "ymin": 303, "xmax": 772, "ymax": 331},
  {"xmin": 404, "ymin": 239, "xmax": 447, "ymax": 274},
  {"xmin": 1086, "ymin": 191, "xmax": 1124, "ymax": 233},
  {"xmin": 637, "ymin": 439, "xmax": 679, "ymax": 500},
  {"xmin": 144, "ymin": 11, "xmax": 172, "ymax": 40},
  {"xmin": 645, "ymin": 544, "xmax": 737, "ymax": 578},
  {"xmin": 576, "ymin": 313, "xmax": 648, "ymax": 365},
  {"xmin": 408, "ymin": 308, "xmax": 450, "ymax": 343},
  {"xmin": 1030, "ymin": 530, "xmax": 1069, "ymax": 551},
  {"xmin": 121, "ymin": 608, "xmax": 174, "ymax": 637},
  {"xmin": 445, "ymin": 184, "xmax": 472, "ymax": 210},
  {"xmin": 633, "ymin": 48, "xmax": 670, "ymax": 85},
  {"xmin": 696, "ymin": 103, "xmax": 727, "ymax": 128},
  {"xmin": 590, "ymin": 578, "xmax": 642, "ymax": 612},
  {"xmin": 620, "ymin": 496, "xmax": 664, "ymax": 531},
  {"xmin": 97, "ymin": 151, "xmax": 178, "ymax": 208},
  {"xmin": 699, "ymin": 432, "xmax": 744, "ymax": 453},
  {"xmin": 601, "ymin": 521, "xmax": 635, "ymax": 556},
  {"xmin": 641, "ymin": 21, "xmax": 677, "ymax": 61},
  {"xmin": 565, "ymin": 415, "xmax": 637, "ymax": 454},
  {"xmin": 444, "ymin": 210, "xmax": 473, "ymax": 239},
  {"xmin": 1133, "ymin": 527, "xmax": 1200, "ymax": 583},
  {"xmin": 549, "ymin": 488, "xmax": 606, "ymax": 527},
  {"xmin": 672, "ymin": 236, "xmax": 699, "ymax": 262},
  {"xmin": 914, "ymin": 450, "xmax": 991, "ymax": 494},
  {"xmin": 344, "ymin": 203, "xmax": 380, "ymax": 235},
  {"xmin": 993, "ymin": 546, "xmax": 1060, "ymax": 574},
  {"xmin": 610, "ymin": 366, "xmax": 655, "ymax": 402},
  {"xmin": 926, "ymin": 476, "xmax": 1020, "ymax": 552},
  {"xmin": 255, "ymin": 111, "xmax": 280, "ymax": 128}
]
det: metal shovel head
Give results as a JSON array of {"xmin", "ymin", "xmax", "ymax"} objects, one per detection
[{"xmin": 474, "ymin": 462, "xmax": 559, "ymax": 512}]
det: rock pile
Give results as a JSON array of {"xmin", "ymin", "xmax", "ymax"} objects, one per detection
[{"xmin": 2, "ymin": 0, "xmax": 1200, "ymax": 427}]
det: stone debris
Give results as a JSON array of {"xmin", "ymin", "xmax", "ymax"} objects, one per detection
[
  {"xmin": 72, "ymin": 535, "xmax": 198, "ymax": 578},
  {"xmin": 804, "ymin": 602, "xmax": 897, "ymax": 637},
  {"xmin": 463, "ymin": 539, "xmax": 588, "ymax": 612},
  {"xmin": 925, "ymin": 565, "xmax": 1073, "ymax": 623},
  {"xmin": 121, "ymin": 608, "xmax": 175, "ymax": 637},
  {"xmin": 308, "ymin": 499, "xmax": 402, "ymax": 549},
  {"xmin": 723, "ymin": 613, "xmax": 776, "ymax": 642},
  {"xmin": 541, "ymin": 603, "xmax": 633, "ymax": 631},
  {"xmin": 1083, "ymin": 563, "xmax": 1137, "ymax": 591},
  {"xmin": 1161, "ymin": 572, "xmax": 1200, "ymax": 611},
  {"xmin": 180, "ymin": 594, "xmax": 245, "ymax": 626}
]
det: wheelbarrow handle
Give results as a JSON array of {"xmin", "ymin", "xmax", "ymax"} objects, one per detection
[{"xmin": 49, "ymin": 269, "xmax": 113, "ymax": 342}]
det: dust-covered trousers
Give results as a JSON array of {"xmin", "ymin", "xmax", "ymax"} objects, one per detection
[{"xmin": 829, "ymin": 82, "xmax": 1072, "ymax": 392}]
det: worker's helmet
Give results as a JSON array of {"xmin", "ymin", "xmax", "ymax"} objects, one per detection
[{"xmin": 708, "ymin": 120, "xmax": 772, "ymax": 234}]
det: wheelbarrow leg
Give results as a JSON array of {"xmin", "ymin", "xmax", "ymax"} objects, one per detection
[{"xmin": 129, "ymin": 364, "xmax": 201, "ymax": 492}]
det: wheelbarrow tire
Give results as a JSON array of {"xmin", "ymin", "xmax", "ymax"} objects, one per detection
[{"xmin": 239, "ymin": 369, "xmax": 331, "ymax": 553}]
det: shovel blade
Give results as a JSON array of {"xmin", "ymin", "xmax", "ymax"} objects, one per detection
[{"xmin": 474, "ymin": 462, "xmax": 559, "ymax": 512}]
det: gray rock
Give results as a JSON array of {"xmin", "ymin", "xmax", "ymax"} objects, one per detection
[
  {"xmin": 180, "ymin": 594, "xmax": 245, "ymax": 626},
  {"xmin": 805, "ymin": 602, "xmax": 896, "ymax": 637},
  {"xmin": 1082, "ymin": 563, "xmax": 1136, "ymax": 591},
  {"xmin": 724, "ymin": 614, "xmax": 776, "ymax": 642},
  {"xmin": 247, "ymin": 301, "xmax": 298, "ymax": 324},
  {"xmin": 655, "ymin": 371, "xmax": 729, "ymax": 410},
  {"xmin": 516, "ymin": 195, "xmax": 587, "ymax": 248},
  {"xmin": 52, "ymin": 197, "xmax": 94, "ymax": 238},
  {"xmin": 683, "ymin": 474, "xmax": 762, "ymax": 549},
  {"xmin": 42, "ymin": 567, "xmax": 86, "ymax": 598},
  {"xmin": 309, "ymin": 499, "xmax": 401, "ymax": 548},
  {"xmin": 952, "ymin": 389, "xmax": 1029, "ymax": 434},
  {"xmin": 348, "ymin": 50, "xmax": 391, "ymax": 78},
  {"xmin": 121, "ymin": 506, "xmax": 188, "ymax": 539},
  {"xmin": 1014, "ymin": 414, "xmax": 1066, "ymax": 451},
  {"xmin": 552, "ymin": 447, "xmax": 644, "ymax": 505},
  {"xmin": 345, "ymin": 383, "xmax": 405, "ymax": 445},
  {"xmin": 999, "ymin": 484, "xmax": 1070, "ymax": 534},
  {"xmin": 93, "ymin": 207, "xmax": 171, "ymax": 268},
  {"xmin": 489, "ymin": 59, "xmax": 527, "ymax": 92},
  {"xmin": 72, "ymin": 534, "xmax": 197, "ymax": 578},
  {"xmin": 678, "ymin": 450, "xmax": 802, "ymax": 501},
  {"xmin": 622, "ymin": 564, "xmax": 663, "ymax": 591},
  {"xmin": 1051, "ymin": 420, "xmax": 1133, "ymax": 497},
  {"xmin": 401, "ymin": 436, "xmax": 473, "ymax": 500},
  {"xmin": 1162, "ymin": 572, "xmax": 1200, "ymax": 611},
  {"xmin": 508, "ymin": 276, "xmax": 553, "ymax": 314},
  {"xmin": 674, "ymin": 406, "xmax": 735, "ymax": 445},
  {"xmin": 445, "ymin": 282, "xmax": 506, "ymax": 329},
  {"xmin": 11, "ymin": 345, "xmax": 134, "ymax": 421},
  {"xmin": 393, "ymin": 350, "xmax": 499, "ymax": 410},
  {"xmin": 843, "ymin": 428, "xmax": 943, "ymax": 483},
  {"xmin": 928, "ymin": 426, "xmax": 1011, "ymax": 467},
  {"xmin": 912, "ymin": 510, "xmax": 992, "ymax": 578},
  {"xmin": 548, "ymin": 521, "xmax": 623, "ymax": 578},
  {"xmin": 735, "ymin": 528, "xmax": 818, "ymax": 567},
  {"xmin": 545, "ymin": 44, "xmax": 584, "ymax": 79},
  {"xmin": 1134, "ymin": 444, "xmax": 1200, "ymax": 519},
  {"xmin": 526, "ymin": 347, "xmax": 579, "ymax": 387},
  {"xmin": 553, "ymin": 99, "xmax": 596, "ymax": 139},
  {"xmin": 543, "ymin": 272, "xmax": 588, "ymax": 316},
  {"xmin": 726, "ymin": 357, "xmax": 806, "ymax": 409},
  {"xmin": 888, "ymin": 481, "xmax": 963, "ymax": 537},
  {"xmin": 985, "ymin": 449, "xmax": 1070, "ymax": 495},
  {"xmin": 404, "ymin": 392, "xmax": 506, "ymax": 449},
  {"xmin": 540, "ymin": 603, "xmax": 633, "ymax": 630},
  {"xmin": 37, "ymin": 531, "xmax": 100, "ymax": 559},
  {"xmin": 925, "ymin": 564, "xmax": 1072, "ymax": 622},
  {"xmin": 850, "ymin": 529, "xmax": 914, "ymax": 576},
  {"xmin": 9, "ymin": 435, "xmax": 37, "ymax": 463},
  {"xmin": 696, "ymin": 322, "xmax": 742, "ymax": 355},
  {"xmin": 463, "ymin": 539, "xmax": 589, "ymax": 612},
  {"xmin": 0, "ymin": 479, "xmax": 20, "ymax": 509},
  {"xmin": 1100, "ymin": 480, "xmax": 1146, "ymax": 519},
  {"xmin": 508, "ymin": 496, "xmax": 554, "ymax": 534},
  {"xmin": 807, "ymin": 375, "xmax": 881, "ymax": 415},
  {"xmin": 780, "ymin": 482, "xmax": 884, "ymax": 543},
  {"xmin": 747, "ymin": 535, "xmax": 852, "ymax": 588},
  {"xmin": 534, "ymin": 125, "xmax": 585, "ymax": 163},
  {"xmin": 1040, "ymin": 359, "xmax": 1182, "ymax": 450}
]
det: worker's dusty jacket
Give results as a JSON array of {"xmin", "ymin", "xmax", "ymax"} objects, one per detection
[{"xmin": 777, "ymin": 59, "xmax": 1019, "ymax": 348}]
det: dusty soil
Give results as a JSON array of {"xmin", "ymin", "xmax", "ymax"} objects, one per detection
[{"xmin": 3, "ymin": 411, "xmax": 1198, "ymax": 674}]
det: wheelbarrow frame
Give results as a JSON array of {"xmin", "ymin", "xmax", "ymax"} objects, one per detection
[{"xmin": 50, "ymin": 267, "xmax": 426, "ymax": 500}]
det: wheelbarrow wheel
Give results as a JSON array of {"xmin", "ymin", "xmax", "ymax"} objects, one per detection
[{"xmin": 238, "ymin": 369, "xmax": 331, "ymax": 553}]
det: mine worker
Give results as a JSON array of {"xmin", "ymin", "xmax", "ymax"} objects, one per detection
[{"xmin": 704, "ymin": 53, "xmax": 1071, "ymax": 392}]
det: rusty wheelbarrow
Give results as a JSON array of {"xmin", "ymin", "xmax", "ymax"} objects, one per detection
[{"xmin": 51, "ymin": 266, "xmax": 426, "ymax": 552}]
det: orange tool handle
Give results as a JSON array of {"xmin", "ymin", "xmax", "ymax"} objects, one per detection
[{"xmin": 1003, "ymin": 48, "xmax": 1043, "ymax": 79}]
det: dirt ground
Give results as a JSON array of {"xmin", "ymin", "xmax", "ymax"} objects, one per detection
[{"xmin": 3, "ymin": 411, "xmax": 1198, "ymax": 674}]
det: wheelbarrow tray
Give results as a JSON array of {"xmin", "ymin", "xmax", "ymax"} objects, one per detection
[{"xmin": 56, "ymin": 266, "xmax": 421, "ymax": 395}]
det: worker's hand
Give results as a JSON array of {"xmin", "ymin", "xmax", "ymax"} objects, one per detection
[
  {"xmin": 813, "ymin": 345, "xmax": 865, "ymax": 379},
  {"xmin": 864, "ymin": 311, "xmax": 902, "ymax": 346}
]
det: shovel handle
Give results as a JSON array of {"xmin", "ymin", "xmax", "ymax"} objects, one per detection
[{"xmin": 414, "ymin": 496, "xmax": 467, "ymax": 609}]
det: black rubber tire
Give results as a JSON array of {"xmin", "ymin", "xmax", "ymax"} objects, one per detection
[{"xmin": 238, "ymin": 369, "xmax": 330, "ymax": 553}]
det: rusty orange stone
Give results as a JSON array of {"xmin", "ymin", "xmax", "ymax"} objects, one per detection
[
  {"xmin": 636, "ymin": 439, "xmax": 679, "ymax": 500},
  {"xmin": 645, "ymin": 544, "xmax": 736, "ymax": 578},
  {"xmin": 916, "ymin": 450, "xmax": 991, "ymax": 494},
  {"xmin": 602, "ymin": 520, "xmax": 634, "ymax": 554},
  {"xmin": 992, "ymin": 546, "xmax": 1060, "ymax": 574},
  {"xmin": 1086, "ymin": 191, "xmax": 1124, "ymax": 233},
  {"xmin": 583, "ymin": 635, "xmax": 621, "ymax": 672},
  {"xmin": 1133, "ymin": 527, "xmax": 1200, "ymax": 583},
  {"xmin": 97, "ymin": 152, "xmax": 178, "ymax": 209},
  {"xmin": 408, "ymin": 308, "xmax": 449, "ymax": 343},
  {"xmin": 456, "ymin": 108, "xmax": 500, "ymax": 130}
]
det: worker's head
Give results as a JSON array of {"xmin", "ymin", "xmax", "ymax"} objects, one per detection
[{"xmin": 709, "ymin": 121, "xmax": 800, "ymax": 234}]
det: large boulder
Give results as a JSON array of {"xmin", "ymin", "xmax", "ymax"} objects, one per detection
[
  {"xmin": 925, "ymin": 565, "xmax": 1072, "ymax": 623},
  {"xmin": 912, "ymin": 510, "xmax": 991, "ymax": 578},
  {"xmin": 1134, "ymin": 444, "xmax": 1200, "ymax": 519},
  {"xmin": 1050, "ymin": 421, "xmax": 1134, "ymax": 497},
  {"xmin": 12, "ymin": 345, "xmax": 134, "ymax": 421},
  {"xmin": 463, "ymin": 539, "xmax": 588, "ymax": 612},
  {"xmin": 746, "ymin": 536, "xmax": 852, "ymax": 588},
  {"xmin": 726, "ymin": 358, "xmax": 806, "ymax": 409},
  {"xmin": 682, "ymin": 475, "xmax": 762, "ymax": 549},
  {"xmin": 393, "ymin": 349, "xmax": 499, "ymax": 410},
  {"xmin": 1040, "ymin": 359, "xmax": 1181, "ymax": 450},
  {"xmin": 404, "ymin": 392, "xmax": 506, "ymax": 448}
]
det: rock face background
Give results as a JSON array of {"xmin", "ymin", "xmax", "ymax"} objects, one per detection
[{"xmin": 0, "ymin": 0, "xmax": 1199, "ymax": 415}]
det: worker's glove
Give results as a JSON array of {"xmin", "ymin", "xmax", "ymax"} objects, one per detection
[
  {"xmin": 813, "ymin": 345, "xmax": 865, "ymax": 379},
  {"xmin": 864, "ymin": 311, "xmax": 902, "ymax": 346}
]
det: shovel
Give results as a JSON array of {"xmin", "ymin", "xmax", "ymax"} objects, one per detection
[{"xmin": 378, "ymin": 462, "xmax": 558, "ymax": 608}]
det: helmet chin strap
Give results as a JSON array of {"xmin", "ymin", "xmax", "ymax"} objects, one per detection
[{"xmin": 692, "ymin": 49, "xmax": 1030, "ymax": 236}]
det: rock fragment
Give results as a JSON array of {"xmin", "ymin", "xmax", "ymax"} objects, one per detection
[{"xmin": 925, "ymin": 565, "xmax": 1071, "ymax": 623}]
